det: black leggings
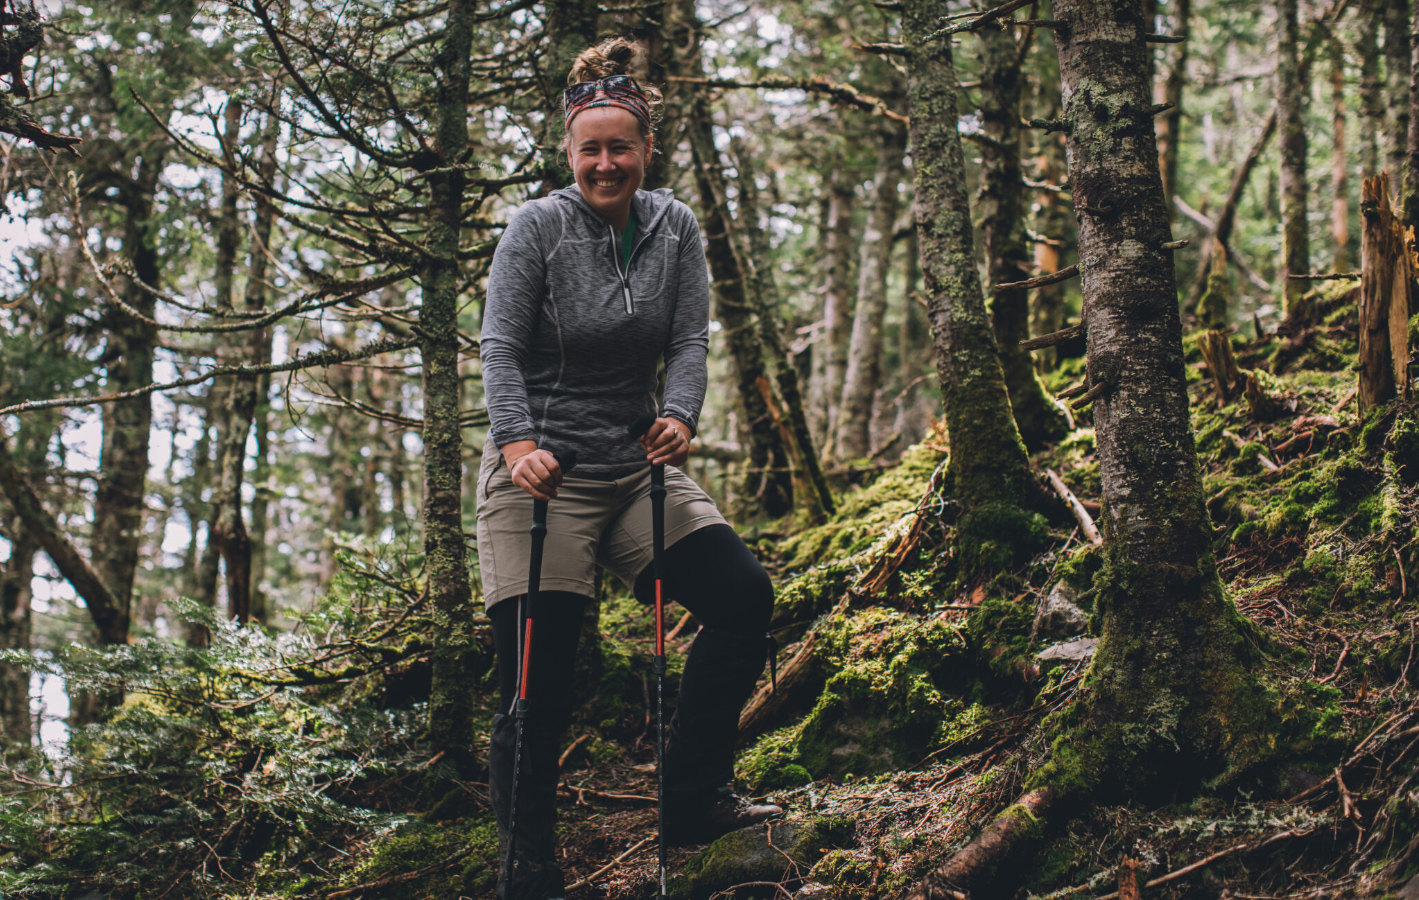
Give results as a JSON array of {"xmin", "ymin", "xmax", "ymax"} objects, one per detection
[{"xmin": 490, "ymin": 523, "xmax": 773, "ymax": 715}]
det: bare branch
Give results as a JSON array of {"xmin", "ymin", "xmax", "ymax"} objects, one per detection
[{"xmin": 0, "ymin": 337, "xmax": 419, "ymax": 417}]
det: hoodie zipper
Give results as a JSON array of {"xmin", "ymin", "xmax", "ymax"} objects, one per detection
[{"xmin": 610, "ymin": 220, "xmax": 652, "ymax": 315}]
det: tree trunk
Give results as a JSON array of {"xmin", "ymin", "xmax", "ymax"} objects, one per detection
[
  {"xmin": 1278, "ymin": 0, "xmax": 1312, "ymax": 322},
  {"xmin": 978, "ymin": 25, "xmax": 1068, "ymax": 451},
  {"xmin": 1332, "ymin": 37, "xmax": 1351, "ymax": 271},
  {"xmin": 1030, "ymin": 126, "xmax": 1073, "ymax": 372},
  {"xmin": 836, "ymin": 121, "xmax": 906, "ymax": 462},
  {"xmin": 810, "ymin": 170, "xmax": 856, "ymax": 447},
  {"xmin": 212, "ymin": 101, "xmax": 274, "ymax": 625},
  {"xmin": 0, "ymin": 526, "xmax": 34, "ymax": 747},
  {"xmin": 423, "ymin": 0, "xmax": 479, "ymax": 771},
  {"xmin": 1387, "ymin": 0, "xmax": 1411, "ymax": 183},
  {"xmin": 1359, "ymin": 174, "xmax": 1414, "ymax": 410},
  {"xmin": 538, "ymin": 0, "xmax": 600, "ymax": 190},
  {"xmin": 1186, "ymin": 111, "xmax": 1277, "ymax": 311},
  {"xmin": 1406, "ymin": 0, "xmax": 1419, "ymax": 231},
  {"xmin": 901, "ymin": 0, "xmax": 1032, "ymax": 518},
  {"xmin": 678, "ymin": 10, "xmax": 794, "ymax": 517},
  {"xmin": 249, "ymin": 372, "xmax": 273, "ymax": 626},
  {"xmin": 89, "ymin": 147, "xmax": 165, "ymax": 662},
  {"xmin": 731, "ymin": 138, "xmax": 836, "ymax": 519},
  {"xmin": 1041, "ymin": 0, "xmax": 1269, "ymax": 792},
  {"xmin": 1360, "ymin": 0, "xmax": 1382, "ymax": 178},
  {"xmin": 1154, "ymin": 0, "xmax": 1189, "ymax": 218}
]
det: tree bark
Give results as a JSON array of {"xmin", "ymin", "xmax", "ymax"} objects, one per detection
[
  {"xmin": 1406, "ymin": 0, "xmax": 1419, "ymax": 231},
  {"xmin": 538, "ymin": 0, "xmax": 601, "ymax": 189},
  {"xmin": 1040, "ymin": 0, "xmax": 1269, "ymax": 793},
  {"xmin": 0, "ymin": 435, "xmax": 125, "ymax": 644},
  {"xmin": 678, "ymin": 9, "xmax": 794, "ymax": 517},
  {"xmin": 1154, "ymin": 0, "xmax": 1189, "ymax": 218},
  {"xmin": 1278, "ymin": 0, "xmax": 1312, "ymax": 322},
  {"xmin": 89, "ymin": 147, "xmax": 165, "ymax": 659},
  {"xmin": 1332, "ymin": 37, "xmax": 1351, "ymax": 271},
  {"xmin": 902, "ymin": 0, "xmax": 1032, "ymax": 516},
  {"xmin": 836, "ymin": 121, "xmax": 906, "ymax": 462},
  {"xmin": 1186, "ymin": 110, "xmax": 1277, "ymax": 311},
  {"xmin": 978, "ymin": 25, "xmax": 1068, "ymax": 451},
  {"xmin": 1359, "ymin": 0, "xmax": 1382, "ymax": 178},
  {"xmin": 811, "ymin": 170, "xmax": 857, "ymax": 448},
  {"xmin": 423, "ymin": 0, "xmax": 479, "ymax": 770},
  {"xmin": 1387, "ymin": 0, "xmax": 1411, "ymax": 183},
  {"xmin": 1359, "ymin": 174, "xmax": 1414, "ymax": 410},
  {"xmin": 731, "ymin": 138, "xmax": 836, "ymax": 519},
  {"xmin": 0, "ymin": 525, "xmax": 34, "ymax": 747},
  {"xmin": 211, "ymin": 100, "xmax": 274, "ymax": 624}
]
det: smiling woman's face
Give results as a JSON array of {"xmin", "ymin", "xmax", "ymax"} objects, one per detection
[{"xmin": 566, "ymin": 106, "xmax": 653, "ymax": 230}]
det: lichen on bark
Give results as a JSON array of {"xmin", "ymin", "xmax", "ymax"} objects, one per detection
[
  {"xmin": 1030, "ymin": 0, "xmax": 1277, "ymax": 798},
  {"xmin": 901, "ymin": 0, "xmax": 1034, "ymax": 557}
]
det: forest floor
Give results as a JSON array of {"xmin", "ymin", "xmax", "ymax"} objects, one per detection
[
  {"xmin": 510, "ymin": 282, "xmax": 1419, "ymax": 900},
  {"xmin": 12, "ymin": 282, "xmax": 1419, "ymax": 900}
]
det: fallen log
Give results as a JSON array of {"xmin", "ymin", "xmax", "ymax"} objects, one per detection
[{"xmin": 905, "ymin": 787, "xmax": 1058, "ymax": 900}]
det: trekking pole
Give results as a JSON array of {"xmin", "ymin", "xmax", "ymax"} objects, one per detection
[
  {"xmin": 628, "ymin": 413, "xmax": 668, "ymax": 898},
  {"xmin": 506, "ymin": 449, "xmax": 577, "ymax": 894}
]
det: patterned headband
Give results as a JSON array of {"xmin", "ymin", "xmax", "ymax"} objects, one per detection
[{"xmin": 564, "ymin": 75, "xmax": 653, "ymax": 133}]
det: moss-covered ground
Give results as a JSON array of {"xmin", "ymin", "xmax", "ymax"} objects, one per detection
[{"xmin": 15, "ymin": 281, "xmax": 1419, "ymax": 900}]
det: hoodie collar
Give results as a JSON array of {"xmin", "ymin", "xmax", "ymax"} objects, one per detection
[{"xmin": 551, "ymin": 185, "xmax": 677, "ymax": 237}]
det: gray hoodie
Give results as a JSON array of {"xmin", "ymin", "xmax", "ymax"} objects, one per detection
[{"xmin": 480, "ymin": 185, "xmax": 711, "ymax": 479}]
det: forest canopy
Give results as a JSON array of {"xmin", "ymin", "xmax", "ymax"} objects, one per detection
[{"xmin": 2, "ymin": 0, "xmax": 1419, "ymax": 897}]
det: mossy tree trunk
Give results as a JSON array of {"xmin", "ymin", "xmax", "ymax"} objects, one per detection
[
  {"xmin": 423, "ymin": 0, "xmax": 479, "ymax": 772},
  {"xmin": 977, "ymin": 25, "xmax": 1068, "ymax": 451},
  {"xmin": 537, "ymin": 0, "xmax": 600, "ymax": 190},
  {"xmin": 836, "ymin": 120, "xmax": 906, "ymax": 462},
  {"xmin": 1278, "ymin": 0, "xmax": 1311, "ymax": 322},
  {"xmin": 1039, "ymin": 0, "xmax": 1270, "ymax": 793},
  {"xmin": 901, "ymin": 0, "xmax": 1032, "ymax": 516}
]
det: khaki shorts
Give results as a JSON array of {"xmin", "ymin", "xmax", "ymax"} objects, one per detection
[{"xmin": 474, "ymin": 452, "xmax": 728, "ymax": 609}]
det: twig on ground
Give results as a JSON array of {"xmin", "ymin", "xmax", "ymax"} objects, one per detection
[
  {"xmin": 1046, "ymin": 468, "xmax": 1102, "ymax": 546},
  {"xmin": 564, "ymin": 837, "xmax": 655, "ymax": 891}
]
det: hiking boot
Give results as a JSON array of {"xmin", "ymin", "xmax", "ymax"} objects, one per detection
[{"xmin": 663, "ymin": 785, "xmax": 784, "ymax": 847}]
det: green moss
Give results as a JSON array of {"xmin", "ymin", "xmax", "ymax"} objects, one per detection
[
  {"xmin": 668, "ymin": 817, "xmax": 854, "ymax": 900},
  {"xmin": 737, "ymin": 726, "xmax": 807, "ymax": 791},
  {"xmin": 777, "ymin": 437, "xmax": 945, "ymax": 574},
  {"xmin": 350, "ymin": 818, "xmax": 499, "ymax": 899},
  {"xmin": 738, "ymin": 609, "xmax": 971, "ymax": 783},
  {"xmin": 772, "ymin": 562, "xmax": 853, "ymax": 629},
  {"xmin": 958, "ymin": 503, "xmax": 1049, "ymax": 575}
]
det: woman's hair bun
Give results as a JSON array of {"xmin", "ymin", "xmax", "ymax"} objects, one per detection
[{"xmin": 569, "ymin": 37, "xmax": 648, "ymax": 83}]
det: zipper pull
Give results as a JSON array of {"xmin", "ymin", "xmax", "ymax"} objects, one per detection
[{"xmin": 623, "ymin": 285, "xmax": 633, "ymax": 315}]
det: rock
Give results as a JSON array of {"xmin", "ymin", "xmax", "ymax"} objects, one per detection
[
  {"xmin": 793, "ymin": 882, "xmax": 834, "ymax": 899},
  {"xmin": 1400, "ymin": 872, "xmax": 1419, "ymax": 900},
  {"xmin": 1032, "ymin": 582, "xmax": 1088, "ymax": 641},
  {"xmin": 667, "ymin": 816, "xmax": 854, "ymax": 900},
  {"xmin": 1037, "ymin": 637, "xmax": 1099, "ymax": 661}
]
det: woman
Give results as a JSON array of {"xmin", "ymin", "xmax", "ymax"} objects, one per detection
[{"xmin": 478, "ymin": 37, "xmax": 782, "ymax": 900}]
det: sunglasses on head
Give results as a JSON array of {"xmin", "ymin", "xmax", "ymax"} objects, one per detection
[{"xmin": 563, "ymin": 75, "xmax": 646, "ymax": 114}]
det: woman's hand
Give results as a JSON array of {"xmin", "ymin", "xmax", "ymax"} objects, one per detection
[
  {"xmin": 640, "ymin": 417, "xmax": 691, "ymax": 467},
  {"xmin": 503, "ymin": 442, "xmax": 564, "ymax": 501}
]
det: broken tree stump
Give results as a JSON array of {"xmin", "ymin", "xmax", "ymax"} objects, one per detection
[
  {"xmin": 1358, "ymin": 173, "xmax": 1414, "ymax": 411},
  {"xmin": 1196, "ymin": 329, "xmax": 1246, "ymax": 407}
]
